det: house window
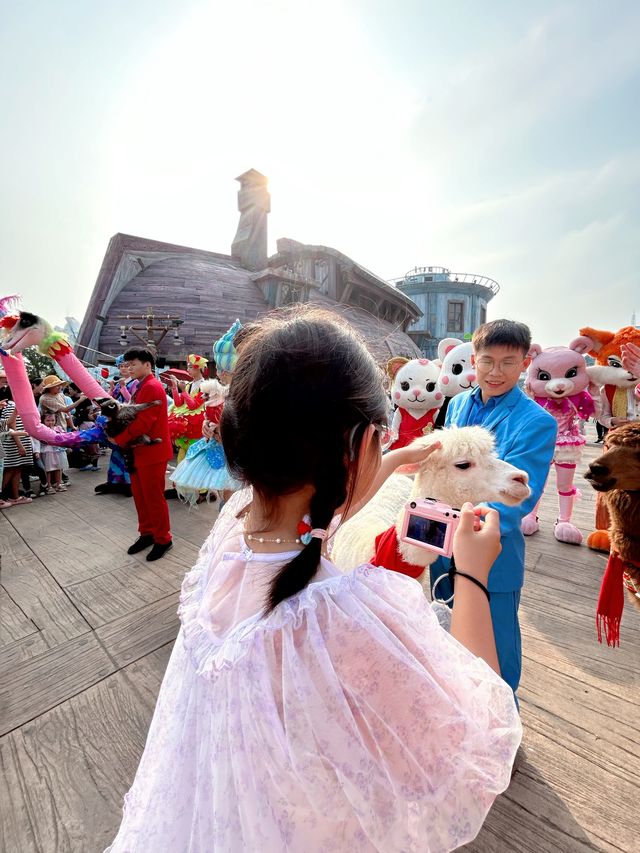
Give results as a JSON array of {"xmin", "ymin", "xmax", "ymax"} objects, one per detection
[
  {"xmin": 447, "ymin": 300, "xmax": 464, "ymax": 332},
  {"xmin": 480, "ymin": 304, "xmax": 487, "ymax": 326}
]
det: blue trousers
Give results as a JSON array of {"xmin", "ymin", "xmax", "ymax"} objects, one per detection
[{"xmin": 429, "ymin": 566, "xmax": 522, "ymax": 695}]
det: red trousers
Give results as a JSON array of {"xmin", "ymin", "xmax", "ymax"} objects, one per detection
[{"xmin": 130, "ymin": 461, "xmax": 171, "ymax": 545}]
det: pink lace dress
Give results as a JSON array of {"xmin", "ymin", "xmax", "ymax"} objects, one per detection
[
  {"xmin": 535, "ymin": 392, "xmax": 595, "ymax": 464},
  {"xmin": 106, "ymin": 490, "xmax": 521, "ymax": 853}
]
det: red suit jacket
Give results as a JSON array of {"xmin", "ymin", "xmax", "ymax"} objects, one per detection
[{"xmin": 113, "ymin": 375, "xmax": 173, "ymax": 468}]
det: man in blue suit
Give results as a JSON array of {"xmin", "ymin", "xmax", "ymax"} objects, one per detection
[{"xmin": 430, "ymin": 319, "xmax": 557, "ymax": 697}]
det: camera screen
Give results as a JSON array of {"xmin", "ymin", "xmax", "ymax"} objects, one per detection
[{"xmin": 406, "ymin": 514, "xmax": 448, "ymax": 549}]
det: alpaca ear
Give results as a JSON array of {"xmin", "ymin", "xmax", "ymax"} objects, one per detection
[
  {"xmin": 579, "ymin": 327, "xmax": 615, "ymax": 354},
  {"xmin": 568, "ymin": 335, "xmax": 592, "ymax": 355},
  {"xmin": 527, "ymin": 343, "xmax": 543, "ymax": 359},
  {"xmin": 437, "ymin": 337, "xmax": 462, "ymax": 361},
  {"xmin": 387, "ymin": 357, "xmax": 408, "ymax": 379}
]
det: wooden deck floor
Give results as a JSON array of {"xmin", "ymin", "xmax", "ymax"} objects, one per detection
[{"xmin": 1, "ymin": 433, "xmax": 638, "ymax": 853}]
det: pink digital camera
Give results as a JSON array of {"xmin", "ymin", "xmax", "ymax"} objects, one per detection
[{"xmin": 399, "ymin": 498, "xmax": 461, "ymax": 558}]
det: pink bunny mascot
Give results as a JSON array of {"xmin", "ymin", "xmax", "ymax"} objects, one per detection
[{"xmin": 521, "ymin": 339, "xmax": 597, "ymax": 544}]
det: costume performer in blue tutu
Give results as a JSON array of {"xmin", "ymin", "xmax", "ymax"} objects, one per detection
[{"xmin": 171, "ymin": 378, "xmax": 239, "ymax": 505}]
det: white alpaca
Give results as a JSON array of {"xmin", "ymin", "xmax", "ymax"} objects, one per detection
[{"xmin": 332, "ymin": 427, "xmax": 531, "ymax": 583}]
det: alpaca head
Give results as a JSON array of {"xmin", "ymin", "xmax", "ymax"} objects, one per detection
[
  {"xmin": 585, "ymin": 423, "xmax": 640, "ymax": 493},
  {"xmin": 396, "ymin": 426, "xmax": 530, "ymax": 568},
  {"xmin": 406, "ymin": 426, "xmax": 531, "ymax": 508}
]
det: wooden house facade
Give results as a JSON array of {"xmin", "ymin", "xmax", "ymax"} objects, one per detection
[{"xmin": 75, "ymin": 171, "xmax": 421, "ymax": 369}]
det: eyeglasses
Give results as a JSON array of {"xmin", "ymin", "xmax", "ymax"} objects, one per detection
[
  {"xmin": 475, "ymin": 357, "xmax": 523, "ymax": 373},
  {"xmin": 348, "ymin": 422, "xmax": 393, "ymax": 460}
]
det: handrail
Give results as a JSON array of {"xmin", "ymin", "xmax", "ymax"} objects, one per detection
[{"xmin": 389, "ymin": 267, "xmax": 500, "ymax": 296}]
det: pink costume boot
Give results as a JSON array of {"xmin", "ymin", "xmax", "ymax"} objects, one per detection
[
  {"xmin": 554, "ymin": 462, "xmax": 583, "ymax": 545},
  {"xmin": 521, "ymin": 499, "xmax": 541, "ymax": 536}
]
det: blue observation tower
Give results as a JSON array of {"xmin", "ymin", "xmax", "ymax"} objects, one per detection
[{"xmin": 394, "ymin": 266, "xmax": 500, "ymax": 359}]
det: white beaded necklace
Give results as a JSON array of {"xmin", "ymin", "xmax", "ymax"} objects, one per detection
[{"xmin": 245, "ymin": 532, "xmax": 302, "ymax": 545}]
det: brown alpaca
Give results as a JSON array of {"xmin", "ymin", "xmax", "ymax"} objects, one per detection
[{"xmin": 585, "ymin": 423, "xmax": 640, "ymax": 643}]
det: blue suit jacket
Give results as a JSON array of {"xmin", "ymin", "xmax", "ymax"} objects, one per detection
[{"xmin": 441, "ymin": 385, "xmax": 557, "ymax": 592}]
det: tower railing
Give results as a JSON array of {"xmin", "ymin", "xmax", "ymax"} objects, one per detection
[{"xmin": 390, "ymin": 267, "xmax": 500, "ymax": 296}]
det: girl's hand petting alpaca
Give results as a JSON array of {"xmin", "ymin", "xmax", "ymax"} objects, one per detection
[{"xmin": 393, "ymin": 439, "xmax": 442, "ymax": 474}]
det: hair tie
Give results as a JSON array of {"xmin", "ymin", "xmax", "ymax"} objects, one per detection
[{"xmin": 297, "ymin": 515, "xmax": 327, "ymax": 546}]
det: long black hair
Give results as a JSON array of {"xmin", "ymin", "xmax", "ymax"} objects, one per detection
[{"xmin": 221, "ymin": 308, "xmax": 387, "ymax": 612}]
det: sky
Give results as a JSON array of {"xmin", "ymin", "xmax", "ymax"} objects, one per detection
[{"xmin": 1, "ymin": 0, "xmax": 639, "ymax": 346}]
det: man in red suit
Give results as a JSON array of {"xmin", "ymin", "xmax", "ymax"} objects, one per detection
[{"xmin": 113, "ymin": 349, "xmax": 173, "ymax": 561}]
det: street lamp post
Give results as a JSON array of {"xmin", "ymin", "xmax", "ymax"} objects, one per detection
[{"xmin": 117, "ymin": 307, "xmax": 184, "ymax": 354}]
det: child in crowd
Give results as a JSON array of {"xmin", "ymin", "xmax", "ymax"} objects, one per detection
[
  {"xmin": 0, "ymin": 389, "xmax": 34, "ymax": 506},
  {"xmin": 107, "ymin": 309, "xmax": 521, "ymax": 853},
  {"xmin": 20, "ymin": 435, "xmax": 48, "ymax": 498},
  {"xmin": 40, "ymin": 412, "xmax": 70, "ymax": 493},
  {"xmin": 38, "ymin": 375, "xmax": 85, "ymax": 429},
  {"xmin": 78, "ymin": 407, "xmax": 101, "ymax": 472}
]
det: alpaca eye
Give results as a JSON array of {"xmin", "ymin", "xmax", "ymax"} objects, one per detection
[
  {"xmin": 426, "ymin": 382, "xmax": 436, "ymax": 392},
  {"xmin": 400, "ymin": 381, "xmax": 410, "ymax": 391},
  {"xmin": 565, "ymin": 367, "xmax": 578, "ymax": 378},
  {"xmin": 454, "ymin": 462, "xmax": 472, "ymax": 470},
  {"xmin": 538, "ymin": 370, "xmax": 551, "ymax": 381},
  {"xmin": 452, "ymin": 363, "xmax": 463, "ymax": 375}
]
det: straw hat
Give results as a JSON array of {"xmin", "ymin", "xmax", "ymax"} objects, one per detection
[{"xmin": 41, "ymin": 374, "xmax": 67, "ymax": 390}]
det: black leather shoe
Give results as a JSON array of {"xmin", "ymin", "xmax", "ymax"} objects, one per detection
[
  {"xmin": 127, "ymin": 535, "xmax": 155, "ymax": 554},
  {"xmin": 146, "ymin": 541, "xmax": 173, "ymax": 562}
]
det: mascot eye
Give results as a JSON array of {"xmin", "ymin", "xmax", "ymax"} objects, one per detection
[
  {"xmin": 426, "ymin": 382, "xmax": 436, "ymax": 392},
  {"xmin": 537, "ymin": 370, "xmax": 551, "ymax": 381},
  {"xmin": 565, "ymin": 367, "xmax": 578, "ymax": 379},
  {"xmin": 19, "ymin": 312, "xmax": 38, "ymax": 329},
  {"xmin": 454, "ymin": 462, "xmax": 472, "ymax": 470},
  {"xmin": 608, "ymin": 357, "xmax": 622, "ymax": 369},
  {"xmin": 451, "ymin": 363, "xmax": 463, "ymax": 375},
  {"xmin": 400, "ymin": 381, "xmax": 410, "ymax": 391}
]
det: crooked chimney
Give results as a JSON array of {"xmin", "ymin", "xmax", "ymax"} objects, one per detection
[{"xmin": 231, "ymin": 169, "xmax": 270, "ymax": 271}]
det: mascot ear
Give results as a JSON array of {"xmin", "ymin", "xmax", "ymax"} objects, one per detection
[
  {"xmin": 579, "ymin": 327, "xmax": 614, "ymax": 355},
  {"xmin": 437, "ymin": 337, "xmax": 462, "ymax": 361},
  {"xmin": 527, "ymin": 343, "xmax": 543, "ymax": 359},
  {"xmin": 387, "ymin": 357, "xmax": 408, "ymax": 380},
  {"xmin": 568, "ymin": 335, "xmax": 592, "ymax": 355}
]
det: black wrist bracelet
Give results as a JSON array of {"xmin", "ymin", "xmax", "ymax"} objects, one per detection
[{"xmin": 449, "ymin": 567, "xmax": 491, "ymax": 603}]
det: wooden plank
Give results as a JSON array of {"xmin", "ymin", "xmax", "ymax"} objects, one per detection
[
  {"xmin": 0, "ymin": 633, "xmax": 50, "ymax": 668},
  {"xmin": 0, "ymin": 514, "xmax": 89, "ymax": 647},
  {"xmin": 0, "ymin": 588, "xmax": 38, "ymax": 645},
  {"xmin": 6, "ymin": 498, "xmax": 141, "ymax": 587},
  {"xmin": 0, "ymin": 633, "xmax": 114, "ymax": 736},
  {"xmin": 65, "ymin": 563, "xmax": 176, "ymax": 628},
  {"xmin": 95, "ymin": 593, "xmax": 180, "ymax": 669},
  {"xmin": 0, "ymin": 644, "xmax": 172, "ymax": 853}
]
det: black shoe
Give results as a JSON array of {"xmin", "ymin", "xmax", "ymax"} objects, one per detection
[
  {"xmin": 127, "ymin": 535, "xmax": 155, "ymax": 555},
  {"xmin": 164, "ymin": 488, "xmax": 178, "ymax": 500},
  {"xmin": 146, "ymin": 541, "xmax": 173, "ymax": 561}
]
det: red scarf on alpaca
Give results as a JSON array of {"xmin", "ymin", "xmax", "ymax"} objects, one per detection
[{"xmin": 596, "ymin": 553, "xmax": 640, "ymax": 647}]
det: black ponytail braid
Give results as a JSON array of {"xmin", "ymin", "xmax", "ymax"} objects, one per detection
[{"xmin": 267, "ymin": 452, "xmax": 349, "ymax": 612}]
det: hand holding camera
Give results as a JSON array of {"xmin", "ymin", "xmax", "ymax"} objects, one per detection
[{"xmin": 453, "ymin": 503, "xmax": 501, "ymax": 586}]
